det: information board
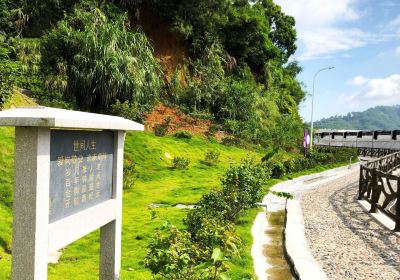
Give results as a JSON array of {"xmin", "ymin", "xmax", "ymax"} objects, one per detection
[{"xmin": 49, "ymin": 130, "xmax": 114, "ymax": 223}]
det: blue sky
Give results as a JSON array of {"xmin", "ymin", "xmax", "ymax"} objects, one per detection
[{"xmin": 274, "ymin": 0, "xmax": 400, "ymax": 122}]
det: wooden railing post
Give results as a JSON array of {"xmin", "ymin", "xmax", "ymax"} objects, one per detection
[
  {"xmin": 395, "ymin": 179, "xmax": 400, "ymax": 232},
  {"xmin": 369, "ymin": 171, "xmax": 379, "ymax": 213},
  {"xmin": 358, "ymin": 166, "xmax": 364, "ymax": 200}
]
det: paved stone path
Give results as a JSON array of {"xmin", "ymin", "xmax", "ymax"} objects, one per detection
[{"xmin": 301, "ymin": 169, "xmax": 400, "ymax": 280}]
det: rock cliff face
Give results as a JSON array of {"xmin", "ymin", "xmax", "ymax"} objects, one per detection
[{"xmin": 129, "ymin": 4, "xmax": 188, "ymax": 82}]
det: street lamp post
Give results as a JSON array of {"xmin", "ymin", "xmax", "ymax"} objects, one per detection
[{"xmin": 310, "ymin": 66, "xmax": 334, "ymax": 150}]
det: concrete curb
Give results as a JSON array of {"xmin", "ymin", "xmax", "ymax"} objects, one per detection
[
  {"xmin": 252, "ymin": 163, "xmax": 360, "ymax": 280},
  {"xmin": 284, "ymin": 199, "xmax": 328, "ymax": 280}
]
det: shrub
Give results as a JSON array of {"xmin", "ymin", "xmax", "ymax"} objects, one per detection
[
  {"xmin": 221, "ymin": 160, "xmax": 270, "ymax": 221},
  {"xmin": 154, "ymin": 124, "xmax": 167, "ymax": 137},
  {"xmin": 110, "ymin": 100, "xmax": 149, "ymax": 122},
  {"xmin": 174, "ymin": 130, "xmax": 192, "ymax": 139},
  {"xmin": 154, "ymin": 116, "xmax": 172, "ymax": 137},
  {"xmin": 144, "ymin": 223, "xmax": 230, "ymax": 280},
  {"xmin": 123, "ymin": 158, "xmax": 136, "ymax": 190},
  {"xmin": 185, "ymin": 190, "xmax": 232, "ymax": 237},
  {"xmin": 221, "ymin": 136, "xmax": 247, "ymax": 148},
  {"xmin": 0, "ymin": 36, "xmax": 19, "ymax": 106},
  {"xmin": 173, "ymin": 157, "xmax": 190, "ymax": 169},
  {"xmin": 191, "ymin": 218, "xmax": 240, "ymax": 256},
  {"xmin": 144, "ymin": 225, "xmax": 201, "ymax": 280},
  {"xmin": 147, "ymin": 160, "xmax": 270, "ymax": 280},
  {"xmin": 265, "ymin": 147, "xmax": 358, "ymax": 176},
  {"xmin": 269, "ymin": 160, "xmax": 286, "ymax": 178},
  {"xmin": 206, "ymin": 123, "xmax": 222, "ymax": 137},
  {"xmin": 203, "ymin": 150, "xmax": 220, "ymax": 166},
  {"xmin": 0, "ymin": 60, "xmax": 18, "ymax": 106}
]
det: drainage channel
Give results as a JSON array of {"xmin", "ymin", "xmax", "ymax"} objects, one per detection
[{"xmin": 264, "ymin": 210, "xmax": 296, "ymax": 280}]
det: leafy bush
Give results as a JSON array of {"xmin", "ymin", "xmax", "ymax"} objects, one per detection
[
  {"xmin": 110, "ymin": 100, "xmax": 148, "ymax": 122},
  {"xmin": 203, "ymin": 150, "xmax": 220, "ymax": 166},
  {"xmin": 269, "ymin": 160, "xmax": 286, "ymax": 178},
  {"xmin": 144, "ymin": 224, "xmax": 201, "ymax": 279},
  {"xmin": 0, "ymin": 59, "xmax": 19, "ymax": 106},
  {"xmin": 147, "ymin": 160, "xmax": 269, "ymax": 279},
  {"xmin": 206, "ymin": 123, "xmax": 222, "ymax": 137},
  {"xmin": 154, "ymin": 125, "xmax": 167, "ymax": 137},
  {"xmin": 185, "ymin": 190, "xmax": 232, "ymax": 238},
  {"xmin": 154, "ymin": 116, "xmax": 172, "ymax": 137},
  {"xmin": 270, "ymin": 114, "xmax": 304, "ymax": 151},
  {"xmin": 174, "ymin": 131, "xmax": 192, "ymax": 139},
  {"xmin": 265, "ymin": 147, "xmax": 358, "ymax": 177},
  {"xmin": 221, "ymin": 136, "xmax": 248, "ymax": 148},
  {"xmin": 172, "ymin": 157, "xmax": 190, "ymax": 169},
  {"xmin": 192, "ymin": 218, "xmax": 240, "ymax": 257},
  {"xmin": 123, "ymin": 158, "xmax": 136, "ymax": 190},
  {"xmin": 144, "ymin": 223, "xmax": 231, "ymax": 280},
  {"xmin": 221, "ymin": 160, "xmax": 270, "ymax": 220}
]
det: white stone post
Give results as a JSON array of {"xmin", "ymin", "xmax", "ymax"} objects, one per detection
[
  {"xmin": 99, "ymin": 131, "xmax": 125, "ymax": 280},
  {"xmin": 11, "ymin": 127, "xmax": 50, "ymax": 280}
]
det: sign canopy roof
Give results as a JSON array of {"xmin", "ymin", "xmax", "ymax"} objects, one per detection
[{"xmin": 0, "ymin": 106, "xmax": 144, "ymax": 131}]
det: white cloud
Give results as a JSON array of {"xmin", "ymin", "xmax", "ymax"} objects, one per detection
[
  {"xmin": 274, "ymin": 0, "xmax": 367, "ymax": 60},
  {"xmin": 361, "ymin": 75, "xmax": 400, "ymax": 99},
  {"xmin": 299, "ymin": 28, "xmax": 369, "ymax": 60},
  {"xmin": 341, "ymin": 74, "xmax": 400, "ymax": 110},
  {"xmin": 381, "ymin": 16, "xmax": 400, "ymax": 40},
  {"xmin": 347, "ymin": 75, "xmax": 369, "ymax": 86},
  {"xmin": 395, "ymin": 46, "xmax": 400, "ymax": 56},
  {"xmin": 275, "ymin": 0, "xmax": 400, "ymax": 61}
]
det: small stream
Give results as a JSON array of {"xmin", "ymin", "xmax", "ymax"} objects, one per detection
[{"xmin": 264, "ymin": 210, "xmax": 296, "ymax": 280}]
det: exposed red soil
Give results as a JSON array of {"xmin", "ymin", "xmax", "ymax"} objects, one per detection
[
  {"xmin": 130, "ymin": 6, "xmax": 227, "ymax": 140},
  {"xmin": 144, "ymin": 104, "xmax": 228, "ymax": 140},
  {"xmin": 129, "ymin": 4, "xmax": 188, "ymax": 82}
]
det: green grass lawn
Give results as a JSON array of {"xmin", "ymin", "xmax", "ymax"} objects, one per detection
[{"xmin": 0, "ymin": 129, "xmax": 264, "ymax": 279}]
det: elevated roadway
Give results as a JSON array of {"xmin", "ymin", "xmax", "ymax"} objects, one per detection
[{"xmin": 314, "ymin": 130, "xmax": 400, "ymax": 155}]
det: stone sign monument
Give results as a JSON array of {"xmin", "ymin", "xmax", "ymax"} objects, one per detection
[{"xmin": 0, "ymin": 106, "xmax": 143, "ymax": 280}]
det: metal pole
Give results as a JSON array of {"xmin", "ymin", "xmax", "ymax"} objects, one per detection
[{"xmin": 310, "ymin": 66, "xmax": 334, "ymax": 150}]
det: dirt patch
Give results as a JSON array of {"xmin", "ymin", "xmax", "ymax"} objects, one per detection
[
  {"xmin": 129, "ymin": 4, "xmax": 188, "ymax": 82},
  {"xmin": 144, "ymin": 104, "xmax": 229, "ymax": 140}
]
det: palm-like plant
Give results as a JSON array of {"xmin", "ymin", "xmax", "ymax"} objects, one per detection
[
  {"xmin": 43, "ymin": 4, "xmax": 162, "ymax": 112},
  {"xmin": 68, "ymin": 8, "xmax": 162, "ymax": 110}
]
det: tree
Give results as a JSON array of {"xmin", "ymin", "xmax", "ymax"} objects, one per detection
[{"xmin": 260, "ymin": 0, "xmax": 297, "ymax": 62}]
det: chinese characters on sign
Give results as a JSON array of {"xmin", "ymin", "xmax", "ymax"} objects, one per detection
[{"xmin": 49, "ymin": 130, "xmax": 114, "ymax": 223}]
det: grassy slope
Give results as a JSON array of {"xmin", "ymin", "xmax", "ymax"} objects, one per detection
[
  {"xmin": 0, "ymin": 93, "xmax": 356, "ymax": 279},
  {"xmin": 0, "ymin": 128, "xmax": 264, "ymax": 279}
]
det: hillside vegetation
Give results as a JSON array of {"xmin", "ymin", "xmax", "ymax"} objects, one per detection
[
  {"xmin": 0, "ymin": 0, "xmax": 306, "ymax": 147},
  {"xmin": 0, "ymin": 1, "xmax": 360, "ymax": 279},
  {"xmin": 315, "ymin": 105, "xmax": 400, "ymax": 130}
]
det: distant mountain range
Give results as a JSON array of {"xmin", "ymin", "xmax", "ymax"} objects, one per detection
[{"xmin": 314, "ymin": 105, "xmax": 400, "ymax": 130}]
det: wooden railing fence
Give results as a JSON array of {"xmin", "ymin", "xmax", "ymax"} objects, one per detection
[{"xmin": 358, "ymin": 152, "xmax": 400, "ymax": 231}]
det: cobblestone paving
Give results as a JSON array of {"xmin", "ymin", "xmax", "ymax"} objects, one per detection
[{"xmin": 301, "ymin": 170, "xmax": 400, "ymax": 280}]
